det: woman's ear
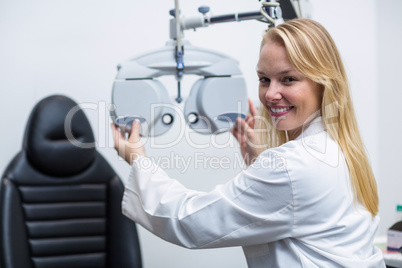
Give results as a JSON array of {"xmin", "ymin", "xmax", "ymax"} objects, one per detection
[{"xmin": 319, "ymin": 84, "xmax": 325, "ymax": 100}]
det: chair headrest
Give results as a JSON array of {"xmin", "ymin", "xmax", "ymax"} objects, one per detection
[{"xmin": 23, "ymin": 95, "xmax": 95, "ymax": 177}]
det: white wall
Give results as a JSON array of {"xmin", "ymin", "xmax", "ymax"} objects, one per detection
[
  {"xmin": 377, "ymin": 0, "xmax": 402, "ymax": 236},
  {"xmin": 0, "ymin": 0, "xmax": 400, "ymax": 267}
]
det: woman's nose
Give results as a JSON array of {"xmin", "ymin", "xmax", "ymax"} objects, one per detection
[{"xmin": 265, "ymin": 82, "xmax": 282, "ymax": 102}]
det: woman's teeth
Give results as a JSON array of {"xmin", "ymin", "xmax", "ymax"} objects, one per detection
[{"xmin": 271, "ymin": 107, "xmax": 293, "ymax": 113}]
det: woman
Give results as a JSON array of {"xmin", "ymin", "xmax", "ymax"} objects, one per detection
[{"xmin": 112, "ymin": 18, "xmax": 385, "ymax": 267}]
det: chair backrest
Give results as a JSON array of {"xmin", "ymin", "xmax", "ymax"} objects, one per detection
[{"xmin": 0, "ymin": 95, "xmax": 142, "ymax": 268}]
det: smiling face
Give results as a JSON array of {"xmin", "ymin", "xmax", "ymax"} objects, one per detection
[{"xmin": 257, "ymin": 41, "xmax": 323, "ymax": 140}]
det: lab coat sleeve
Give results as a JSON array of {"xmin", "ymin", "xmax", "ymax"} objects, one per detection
[{"xmin": 122, "ymin": 150, "xmax": 294, "ymax": 249}]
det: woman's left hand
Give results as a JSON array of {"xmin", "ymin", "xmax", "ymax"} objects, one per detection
[
  {"xmin": 231, "ymin": 99, "xmax": 263, "ymax": 166},
  {"xmin": 111, "ymin": 119, "xmax": 146, "ymax": 165}
]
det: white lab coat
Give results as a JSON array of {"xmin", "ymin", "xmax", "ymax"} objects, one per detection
[{"xmin": 122, "ymin": 117, "xmax": 385, "ymax": 267}]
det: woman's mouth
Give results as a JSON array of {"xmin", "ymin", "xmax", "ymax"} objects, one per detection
[{"xmin": 270, "ymin": 106, "xmax": 294, "ymax": 116}]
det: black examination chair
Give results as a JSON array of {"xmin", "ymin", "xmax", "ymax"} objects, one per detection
[{"xmin": 0, "ymin": 95, "xmax": 142, "ymax": 268}]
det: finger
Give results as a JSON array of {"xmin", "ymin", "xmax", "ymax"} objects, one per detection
[
  {"xmin": 246, "ymin": 100, "xmax": 258, "ymax": 129},
  {"xmin": 239, "ymin": 117, "xmax": 255, "ymax": 141},
  {"xmin": 111, "ymin": 123, "xmax": 116, "ymax": 140},
  {"xmin": 232, "ymin": 117, "xmax": 242, "ymax": 132},
  {"xmin": 232, "ymin": 118, "xmax": 244, "ymax": 142},
  {"xmin": 236, "ymin": 118, "xmax": 246, "ymax": 135},
  {"xmin": 128, "ymin": 119, "xmax": 141, "ymax": 144},
  {"xmin": 238, "ymin": 118, "xmax": 250, "ymax": 142},
  {"xmin": 239, "ymin": 117, "xmax": 248, "ymax": 134},
  {"xmin": 111, "ymin": 123, "xmax": 120, "ymax": 150},
  {"xmin": 231, "ymin": 126, "xmax": 241, "ymax": 142},
  {"xmin": 230, "ymin": 126, "xmax": 237, "ymax": 137},
  {"xmin": 248, "ymin": 99, "xmax": 258, "ymax": 117},
  {"xmin": 246, "ymin": 114, "xmax": 255, "ymax": 129},
  {"xmin": 111, "ymin": 123, "xmax": 125, "ymax": 139}
]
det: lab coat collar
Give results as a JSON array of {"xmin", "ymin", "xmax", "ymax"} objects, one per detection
[{"xmin": 294, "ymin": 115, "xmax": 326, "ymax": 141}]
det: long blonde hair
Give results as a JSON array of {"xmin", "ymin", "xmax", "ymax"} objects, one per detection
[{"xmin": 256, "ymin": 18, "xmax": 379, "ymax": 217}]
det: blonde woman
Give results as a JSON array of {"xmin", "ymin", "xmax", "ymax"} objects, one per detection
[{"xmin": 112, "ymin": 19, "xmax": 385, "ymax": 267}]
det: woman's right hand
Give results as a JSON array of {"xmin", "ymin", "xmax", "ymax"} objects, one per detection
[
  {"xmin": 111, "ymin": 119, "xmax": 146, "ymax": 165},
  {"xmin": 231, "ymin": 99, "xmax": 263, "ymax": 166}
]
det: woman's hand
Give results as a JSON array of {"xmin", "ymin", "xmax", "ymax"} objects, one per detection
[
  {"xmin": 231, "ymin": 99, "xmax": 263, "ymax": 166},
  {"xmin": 111, "ymin": 119, "xmax": 146, "ymax": 165}
]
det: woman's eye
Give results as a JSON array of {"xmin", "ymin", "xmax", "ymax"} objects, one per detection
[
  {"xmin": 283, "ymin": 77, "xmax": 296, "ymax": 83},
  {"xmin": 259, "ymin": 77, "xmax": 270, "ymax": 83}
]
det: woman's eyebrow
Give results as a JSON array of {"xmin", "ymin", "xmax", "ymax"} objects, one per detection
[
  {"xmin": 256, "ymin": 69, "xmax": 294, "ymax": 76},
  {"xmin": 256, "ymin": 69, "xmax": 267, "ymax": 75}
]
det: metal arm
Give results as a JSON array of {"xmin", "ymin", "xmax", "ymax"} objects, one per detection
[
  {"xmin": 167, "ymin": 0, "xmax": 283, "ymax": 105},
  {"xmin": 170, "ymin": 1, "xmax": 283, "ymax": 40}
]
